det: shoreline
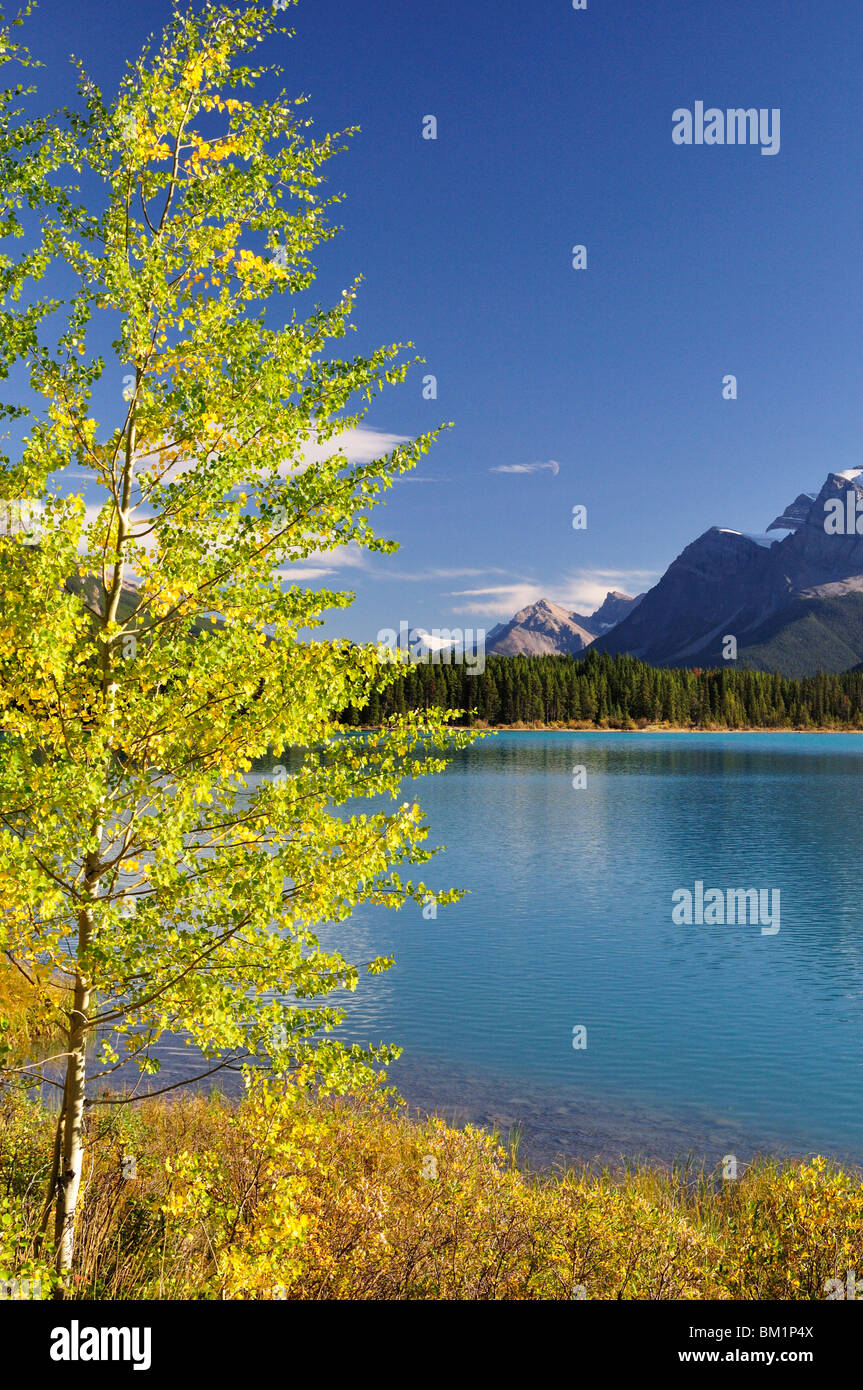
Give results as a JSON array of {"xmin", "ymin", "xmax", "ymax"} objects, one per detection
[
  {"xmin": 468, "ymin": 725, "xmax": 863, "ymax": 734},
  {"xmin": 356, "ymin": 723, "xmax": 863, "ymax": 735}
]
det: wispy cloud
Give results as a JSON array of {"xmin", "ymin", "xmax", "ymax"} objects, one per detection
[
  {"xmin": 278, "ymin": 541, "xmax": 369, "ymax": 583},
  {"xmin": 291, "ymin": 426, "xmax": 411, "ymax": 472},
  {"xmin": 490, "ymin": 459, "xmax": 560, "ymax": 477},
  {"xmin": 385, "ymin": 565, "xmax": 515, "ymax": 582},
  {"xmin": 448, "ymin": 583, "xmax": 546, "ymax": 619},
  {"xmin": 55, "ymin": 425, "xmax": 413, "ymax": 486},
  {"xmin": 303, "ymin": 542, "xmax": 368, "ymax": 570},
  {"xmin": 448, "ymin": 569, "xmax": 658, "ymax": 620},
  {"xmin": 276, "ymin": 566, "xmax": 338, "ymax": 583}
]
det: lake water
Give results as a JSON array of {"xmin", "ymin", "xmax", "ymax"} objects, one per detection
[{"xmin": 160, "ymin": 733, "xmax": 863, "ymax": 1170}]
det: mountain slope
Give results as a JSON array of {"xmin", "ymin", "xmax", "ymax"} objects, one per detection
[
  {"xmin": 592, "ymin": 472, "xmax": 863, "ymax": 674},
  {"xmin": 573, "ymin": 590, "xmax": 644, "ymax": 636},
  {"xmin": 486, "ymin": 592, "xmax": 641, "ymax": 656},
  {"xmin": 486, "ymin": 599, "xmax": 595, "ymax": 656},
  {"xmin": 729, "ymin": 594, "xmax": 863, "ymax": 676}
]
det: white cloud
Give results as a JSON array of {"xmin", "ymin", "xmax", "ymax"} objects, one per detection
[
  {"xmin": 385, "ymin": 565, "xmax": 514, "ymax": 582},
  {"xmin": 275, "ymin": 566, "xmax": 336, "ymax": 583},
  {"xmin": 448, "ymin": 569, "xmax": 658, "ymax": 620},
  {"xmin": 301, "ymin": 542, "xmax": 367, "ymax": 569},
  {"xmin": 284, "ymin": 426, "xmax": 411, "ymax": 474},
  {"xmin": 59, "ymin": 425, "xmax": 413, "ymax": 488},
  {"xmin": 448, "ymin": 584, "xmax": 545, "ymax": 619},
  {"xmin": 277, "ymin": 541, "xmax": 369, "ymax": 584},
  {"xmin": 490, "ymin": 460, "xmax": 560, "ymax": 477}
]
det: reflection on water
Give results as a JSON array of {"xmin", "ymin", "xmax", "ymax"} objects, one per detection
[{"xmin": 141, "ymin": 733, "xmax": 863, "ymax": 1168}]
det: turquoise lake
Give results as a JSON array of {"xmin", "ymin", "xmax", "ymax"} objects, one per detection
[
  {"xmin": 309, "ymin": 731, "xmax": 863, "ymax": 1168},
  {"xmin": 155, "ymin": 731, "xmax": 863, "ymax": 1168}
]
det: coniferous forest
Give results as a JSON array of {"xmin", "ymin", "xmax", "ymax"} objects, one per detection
[{"xmin": 342, "ymin": 650, "xmax": 863, "ymax": 730}]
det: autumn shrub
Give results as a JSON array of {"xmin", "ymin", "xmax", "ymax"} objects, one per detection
[{"xmin": 0, "ymin": 1079, "xmax": 860, "ymax": 1300}]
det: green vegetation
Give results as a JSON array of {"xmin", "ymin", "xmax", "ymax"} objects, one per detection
[
  {"xmin": 0, "ymin": 0, "xmax": 466, "ymax": 1280},
  {"xmin": 727, "ymin": 592, "xmax": 863, "ymax": 677},
  {"xmin": 343, "ymin": 650, "xmax": 863, "ymax": 730},
  {"xmin": 1, "ymin": 1077, "xmax": 859, "ymax": 1300},
  {"xmin": 0, "ymin": 0, "xmax": 854, "ymax": 1304},
  {"xmin": 0, "ymin": 962, "xmax": 60, "ymax": 1059}
]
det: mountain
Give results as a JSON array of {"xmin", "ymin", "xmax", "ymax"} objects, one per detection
[
  {"xmin": 592, "ymin": 470, "xmax": 863, "ymax": 675},
  {"xmin": 486, "ymin": 599, "xmax": 596, "ymax": 656},
  {"xmin": 486, "ymin": 592, "xmax": 641, "ymax": 656},
  {"xmin": 68, "ymin": 571, "xmax": 139, "ymax": 622},
  {"xmin": 574, "ymin": 589, "xmax": 644, "ymax": 636},
  {"xmin": 766, "ymin": 492, "xmax": 817, "ymax": 533}
]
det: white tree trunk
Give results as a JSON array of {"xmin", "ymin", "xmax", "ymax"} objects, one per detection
[{"xmin": 54, "ymin": 903, "xmax": 93, "ymax": 1279}]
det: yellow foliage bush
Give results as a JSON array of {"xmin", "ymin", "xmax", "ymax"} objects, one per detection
[{"xmin": 1, "ymin": 1076, "xmax": 861, "ymax": 1300}]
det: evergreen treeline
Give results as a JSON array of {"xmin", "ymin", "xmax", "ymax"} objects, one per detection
[{"xmin": 342, "ymin": 651, "xmax": 863, "ymax": 729}]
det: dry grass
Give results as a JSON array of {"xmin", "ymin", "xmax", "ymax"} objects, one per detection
[{"xmin": 1, "ymin": 1079, "xmax": 861, "ymax": 1300}]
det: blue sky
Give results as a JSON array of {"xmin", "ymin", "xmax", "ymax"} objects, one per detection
[{"xmin": 12, "ymin": 0, "xmax": 863, "ymax": 639}]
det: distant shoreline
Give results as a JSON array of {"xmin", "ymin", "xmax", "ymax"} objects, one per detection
[
  {"xmin": 354, "ymin": 721, "xmax": 863, "ymax": 735},
  {"xmin": 458, "ymin": 728, "xmax": 861, "ymax": 739},
  {"xmin": 350, "ymin": 723, "xmax": 863, "ymax": 736},
  {"xmin": 423, "ymin": 723, "xmax": 863, "ymax": 735}
]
